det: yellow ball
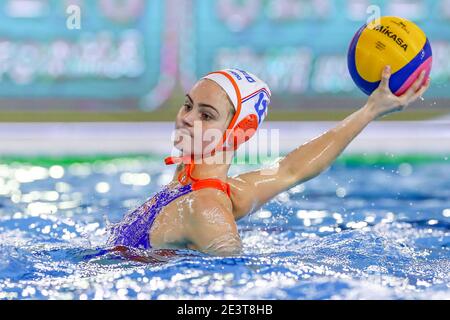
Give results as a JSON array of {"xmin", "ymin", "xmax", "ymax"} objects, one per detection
[{"xmin": 348, "ymin": 16, "xmax": 432, "ymax": 96}]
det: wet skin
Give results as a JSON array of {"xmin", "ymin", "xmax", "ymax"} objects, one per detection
[{"xmin": 148, "ymin": 67, "xmax": 431, "ymax": 256}]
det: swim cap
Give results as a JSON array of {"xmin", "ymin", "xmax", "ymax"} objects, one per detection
[
  {"xmin": 165, "ymin": 69, "xmax": 271, "ymax": 184},
  {"xmin": 202, "ymin": 69, "xmax": 271, "ymax": 152}
]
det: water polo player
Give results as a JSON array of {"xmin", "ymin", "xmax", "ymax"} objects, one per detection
[{"xmin": 107, "ymin": 67, "xmax": 430, "ymax": 256}]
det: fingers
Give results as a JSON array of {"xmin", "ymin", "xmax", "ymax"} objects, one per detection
[
  {"xmin": 379, "ymin": 65, "xmax": 391, "ymax": 90},
  {"xmin": 406, "ymin": 70, "xmax": 427, "ymax": 97},
  {"xmin": 410, "ymin": 77, "xmax": 431, "ymax": 101},
  {"xmin": 399, "ymin": 76, "xmax": 431, "ymax": 107}
]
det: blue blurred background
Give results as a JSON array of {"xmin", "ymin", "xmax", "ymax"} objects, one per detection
[{"xmin": 0, "ymin": 0, "xmax": 448, "ymax": 115}]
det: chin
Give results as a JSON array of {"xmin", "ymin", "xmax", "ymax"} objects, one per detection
[
  {"xmin": 173, "ymin": 141, "xmax": 182, "ymax": 151},
  {"xmin": 174, "ymin": 142, "xmax": 194, "ymax": 156},
  {"xmin": 174, "ymin": 145, "xmax": 210, "ymax": 159}
]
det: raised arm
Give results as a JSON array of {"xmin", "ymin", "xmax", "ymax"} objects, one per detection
[{"xmin": 230, "ymin": 66, "xmax": 431, "ymax": 219}]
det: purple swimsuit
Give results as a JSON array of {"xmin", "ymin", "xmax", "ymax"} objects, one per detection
[{"xmin": 107, "ymin": 183, "xmax": 194, "ymax": 249}]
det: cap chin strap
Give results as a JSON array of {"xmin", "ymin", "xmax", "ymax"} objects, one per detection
[
  {"xmin": 164, "ymin": 154, "xmax": 196, "ymax": 185},
  {"xmin": 164, "ymin": 152, "xmax": 231, "ymax": 198},
  {"xmin": 164, "ymin": 142, "xmax": 230, "ymax": 186}
]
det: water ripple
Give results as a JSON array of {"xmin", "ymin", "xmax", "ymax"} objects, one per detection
[{"xmin": 0, "ymin": 159, "xmax": 449, "ymax": 299}]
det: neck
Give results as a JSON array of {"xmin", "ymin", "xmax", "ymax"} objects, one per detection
[
  {"xmin": 191, "ymin": 162, "xmax": 230, "ymax": 180},
  {"xmin": 179, "ymin": 151, "xmax": 234, "ymax": 183}
]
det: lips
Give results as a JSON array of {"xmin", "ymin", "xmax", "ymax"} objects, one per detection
[
  {"xmin": 174, "ymin": 127, "xmax": 193, "ymax": 146},
  {"xmin": 175, "ymin": 127, "xmax": 192, "ymax": 138}
]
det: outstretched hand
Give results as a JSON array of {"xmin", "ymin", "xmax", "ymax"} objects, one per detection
[{"xmin": 366, "ymin": 65, "xmax": 431, "ymax": 119}]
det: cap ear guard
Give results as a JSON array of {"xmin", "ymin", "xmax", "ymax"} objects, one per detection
[
  {"xmin": 225, "ymin": 114, "xmax": 259, "ymax": 151},
  {"xmin": 222, "ymin": 86, "xmax": 270, "ymax": 151}
]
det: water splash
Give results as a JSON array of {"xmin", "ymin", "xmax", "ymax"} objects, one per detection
[{"xmin": 0, "ymin": 159, "xmax": 449, "ymax": 299}]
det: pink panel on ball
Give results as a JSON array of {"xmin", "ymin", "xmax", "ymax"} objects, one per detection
[{"xmin": 394, "ymin": 57, "xmax": 432, "ymax": 96}]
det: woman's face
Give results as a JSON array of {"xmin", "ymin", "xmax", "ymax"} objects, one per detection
[{"xmin": 174, "ymin": 79, "xmax": 234, "ymax": 156}]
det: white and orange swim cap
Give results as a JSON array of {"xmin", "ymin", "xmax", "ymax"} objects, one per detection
[
  {"xmin": 202, "ymin": 69, "xmax": 271, "ymax": 152},
  {"xmin": 165, "ymin": 68, "xmax": 271, "ymax": 184}
]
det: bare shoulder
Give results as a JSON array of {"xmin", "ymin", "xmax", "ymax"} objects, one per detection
[
  {"xmin": 186, "ymin": 188, "xmax": 237, "ymax": 234},
  {"xmin": 184, "ymin": 188, "xmax": 242, "ymax": 256},
  {"xmin": 188, "ymin": 188, "xmax": 233, "ymax": 219}
]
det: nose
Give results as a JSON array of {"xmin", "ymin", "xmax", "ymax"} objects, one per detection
[{"xmin": 182, "ymin": 109, "xmax": 196, "ymax": 128}]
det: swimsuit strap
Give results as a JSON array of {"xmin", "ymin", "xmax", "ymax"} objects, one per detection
[
  {"xmin": 192, "ymin": 178, "xmax": 231, "ymax": 198},
  {"xmin": 183, "ymin": 163, "xmax": 231, "ymax": 198},
  {"xmin": 165, "ymin": 156, "xmax": 231, "ymax": 198}
]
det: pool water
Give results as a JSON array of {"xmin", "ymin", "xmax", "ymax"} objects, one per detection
[{"xmin": 0, "ymin": 155, "xmax": 449, "ymax": 300}]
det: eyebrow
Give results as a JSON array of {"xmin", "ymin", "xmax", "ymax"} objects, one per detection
[{"xmin": 185, "ymin": 94, "xmax": 219, "ymax": 116}]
